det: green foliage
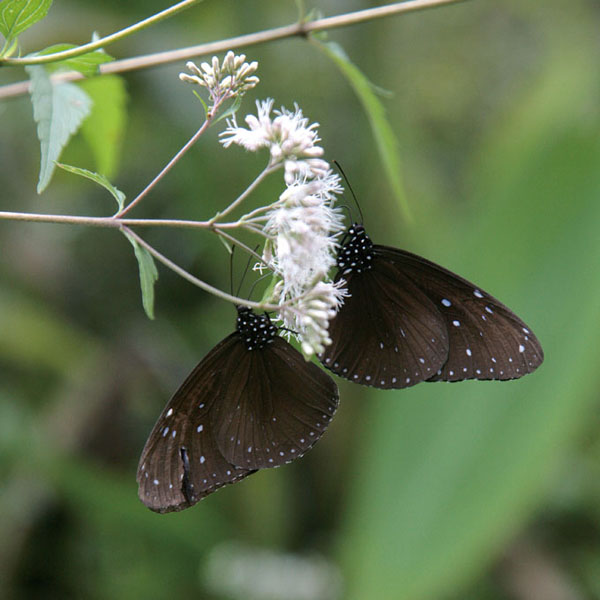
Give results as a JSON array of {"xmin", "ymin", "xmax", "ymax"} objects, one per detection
[
  {"xmin": 316, "ymin": 40, "xmax": 410, "ymax": 222},
  {"xmin": 26, "ymin": 65, "xmax": 92, "ymax": 193},
  {"xmin": 55, "ymin": 163, "xmax": 126, "ymax": 211},
  {"xmin": 1, "ymin": 2, "xmax": 600, "ymax": 599},
  {"xmin": 0, "ymin": 0, "xmax": 52, "ymax": 44},
  {"xmin": 79, "ymin": 75, "xmax": 127, "ymax": 178},
  {"xmin": 36, "ymin": 44, "xmax": 113, "ymax": 76},
  {"xmin": 340, "ymin": 49, "xmax": 600, "ymax": 600},
  {"xmin": 122, "ymin": 231, "xmax": 159, "ymax": 320}
]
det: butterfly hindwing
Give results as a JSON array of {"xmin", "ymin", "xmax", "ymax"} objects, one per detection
[
  {"xmin": 376, "ymin": 245, "xmax": 544, "ymax": 381},
  {"xmin": 212, "ymin": 337, "xmax": 339, "ymax": 469}
]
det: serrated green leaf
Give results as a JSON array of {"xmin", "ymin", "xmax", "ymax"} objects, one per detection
[
  {"xmin": 56, "ymin": 162, "xmax": 125, "ymax": 211},
  {"xmin": 35, "ymin": 43, "xmax": 113, "ymax": 77},
  {"xmin": 26, "ymin": 65, "xmax": 92, "ymax": 193},
  {"xmin": 79, "ymin": 75, "xmax": 127, "ymax": 178},
  {"xmin": 316, "ymin": 40, "xmax": 411, "ymax": 222},
  {"xmin": 0, "ymin": 0, "xmax": 52, "ymax": 42},
  {"xmin": 122, "ymin": 231, "xmax": 159, "ymax": 320}
]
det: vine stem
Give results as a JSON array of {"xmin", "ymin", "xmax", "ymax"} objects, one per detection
[
  {"xmin": 0, "ymin": 0, "xmax": 469, "ymax": 100},
  {"xmin": 120, "ymin": 226, "xmax": 277, "ymax": 310},
  {"xmin": 0, "ymin": 211, "xmax": 265, "ymax": 231},
  {"xmin": 209, "ymin": 163, "xmax": 278, "ymax": 224},
  {"xmin": 1, "ymin": 0, "xmax": 203, "ymax": 66},
  {"xmin": 115, "ymin": 120, "xmax": 208, "ymax": 218}
]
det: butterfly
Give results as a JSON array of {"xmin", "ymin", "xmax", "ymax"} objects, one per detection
[
  {"xmin": 137, "ymin": 306, "xmax": 339, "ymax": 513},
  {"xmin": 319, "ymin": 224, "xmax": 544, "ymax": 389}
]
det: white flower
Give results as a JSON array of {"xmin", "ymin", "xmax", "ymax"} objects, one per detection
[
  {"xmin": 276, "ymin": 281, "xmax": 348, "ymax": 357},
  {"xmin": 222, "ymin": 100, "xmax": 349, "ymax": 357},
  {"xmin": 179, "ymin": 52, "xmax": 259, "ymax": 105},
  {"xmin": 220, "ymin": 100, "xmax": 329, "ymax": 183},
  {"xmin": 264, "ymin": 171, "xmax": 345, "ymax": 298}
]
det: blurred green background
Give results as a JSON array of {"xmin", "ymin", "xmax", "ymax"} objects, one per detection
[{"xmin": 1, "ymin": 1, "xmax": 599, "ymax": 598}]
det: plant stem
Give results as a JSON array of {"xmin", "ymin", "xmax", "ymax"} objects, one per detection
[
  {"xmin": 115, "ymin": 119, "xmax": 209, "ymax": 218},
  {"xmin": 208, "ymin": 163, "xmax": 277, "ymax": 224},
  {"xmin": 2, "ymin": 0, "xmax": 203, "ymax": 66},
  {"xmin": 121, "ymin": 226, "xmax": 279, "ymax": 310},
  {"xmin": 0, "ymin": 211, "xmax": 271, "ymax": 232},
  {"xmin": 0, "ymin": 0, "xmax": 469, "ymax": 100}
]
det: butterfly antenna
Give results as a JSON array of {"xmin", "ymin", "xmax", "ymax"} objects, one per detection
[
  {"xmin": 333, "ymin": 160, "xmax": 364, "ymax": 225},
  {"xmin": 236, "ymin": 245, "xmax": 261, "ymax": 298},
  {"xmin": 246, "ymin": 271, "xmax": 273, "ymax": 301},
  {"xmin": 229, "ymin": 246, "xmax": 236, "ymax": 296}
]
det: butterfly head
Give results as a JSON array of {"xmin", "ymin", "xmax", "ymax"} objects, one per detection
[
  {"xmin": 337, "ymin": 224, "xmax": 374, "ymax": 275},
  {"xmin": 236, "ymin": 306, "xmax": 278, "ymax": 350}
]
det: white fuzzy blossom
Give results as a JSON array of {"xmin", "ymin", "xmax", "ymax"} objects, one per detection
[
  {"xmin": 262, "ymin": 168, "xmax": 347, "ymax": 356},
  {"xmin": 179, "ymin": 52, "xmax": 259, "ymax": 105},
  {"xmin": 264, "ymin": 172, "xmax": 345, "ymax": 298},
  {"xmin": 275, "ymin": 281, "xmax": 348, "ymax": 357},
  {"xmin": 220, "ymin": 99, "xmax": 330, "ymax": 184},
  {"xmin": 221, "ymin": 99, "xmax": 348, "ymax": 357}
]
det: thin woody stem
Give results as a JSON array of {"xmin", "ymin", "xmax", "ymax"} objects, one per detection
[
  {"xmin": 208, "ymin": 162, "xmax": 278, "ymax": 224},
  {"xmin": 1, "ymin": 0, "xmax": 202, "ymax": 66},
  {"xmin": 0, "ymin": 0, "xmax": 469, "ymax": 100},
  {"xmin": 0, "ymin": 210, "xmax": 272, "ymax": 231},
  {"xmin": 115, "ymin": 119, "xmax": 209, "ymax": 218},
  {"xmin": 120, "ymin": 226, "xmax": 280, "ymax": 310}
]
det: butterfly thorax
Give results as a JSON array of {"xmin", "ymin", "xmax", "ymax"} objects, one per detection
[
  {"xmin": 236, "ymin": 306, "xmax": 278, "ymax": 351},
  {"xmin": 337, "ymin": 224, "xmax": 374, "ymax": 275}
]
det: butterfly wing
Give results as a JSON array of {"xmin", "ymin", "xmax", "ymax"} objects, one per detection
[
  {"xmin": 320, "ymin": 257, "xmax": 450, "ymax": 388},
  {"xmin": 137, "ymin": 334, "xmax": 255, "ymax": 513},
  {"xmin": 375, "ymin": 245, "xmax": 544, "ymax": 381},
  {"xmin": 212, "ymin": 337, "xmax": 339, "ymax": 469}
]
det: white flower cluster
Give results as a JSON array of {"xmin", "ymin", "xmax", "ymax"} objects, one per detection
[
  {"xmin": 220, "ymin": 99, "xmax": 348, "ymax": 357},
  {"xmin": 276, "ymin": 281, "xmax": 348, "ymax": 357},
  {"xmin": 179, "ymin": 52, "xmax": 259, "ymax": 105},
  {"xmin": 220, "ymin": 99, "xmax": 330, "ymax": 185}
]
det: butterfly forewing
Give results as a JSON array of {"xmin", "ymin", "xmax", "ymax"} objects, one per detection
[
  {"xmin": 321, "ymin": 257, "xmax": 449, "ymax": 389},
  {"xmin": 376, "ymin": 246, "xmax": 544, "ymax": 381},
  {"xmin": 212, "ymin": 337, "xmax": 339, "ymax": 469},
  {"xmin": 137, "ymin": 334, "xmax": 255, "ymax": 513}
]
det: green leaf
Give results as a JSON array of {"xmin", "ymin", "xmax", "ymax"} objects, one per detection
[
  {"xmin": 79, "ymin": 75, "xmax": 127, "ymax": 178},
  {"xmin": 36, "ymin": 43, "xmax": 113, "ymax": 77},
  {"xmin": 192, "ymin": 90, "xmax": 209, "ymax": 118},
  {"xmin": 316, "ymin": 40, "xmax": 411, "ymax": 222},
  {"xmin": 0, "ymin": 36, "xmax": 19, "ymax": 59},
  {"xmin": 122, "ymin": 231, "xmax": 159, "ymax": 320},
  {"xmin": 26, "ymin": 65, "xmax": 92, "ymax": 193},
  {"xmin": 213, "ymin": 94, "xmax": 242, "ymax": 125},
  {"xmin": 56, "ymin": 163, "xmax": 125, "ymax": 211},
  {"xmin": 0, "ymin": 0, "xmax": 52, "ymax": 42}
]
